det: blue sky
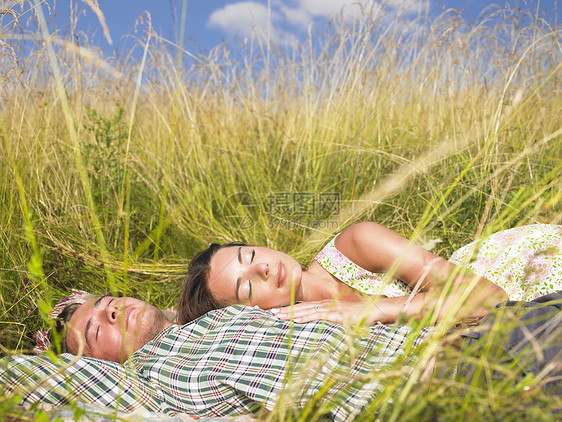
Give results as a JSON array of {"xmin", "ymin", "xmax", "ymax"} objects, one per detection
[{"xmin": 37, "ymin": 0, "xmax": 560, "ymax": 58}]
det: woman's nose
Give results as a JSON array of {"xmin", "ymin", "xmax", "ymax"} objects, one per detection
[{"xmin": 254, "ymin": 263, "xmax": 269, "ymax": 280}]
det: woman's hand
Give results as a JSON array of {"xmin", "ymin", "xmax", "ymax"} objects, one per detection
[{"xmin": 270, "ymin": 300, "xmax": 384, "ymax": 324}]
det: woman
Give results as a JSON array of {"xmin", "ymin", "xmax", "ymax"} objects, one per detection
[{"xmin": 178, "ymin": 222, "xmax": 562, "ymax": 325}]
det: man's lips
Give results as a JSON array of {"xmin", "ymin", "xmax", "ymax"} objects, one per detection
[
  {"xmin": 124, "ymin": 307, "xmax": 133, "ymax": 329},
  {"xmin": 278, "ymin": 262, "xmax": 286, "ymax": 288}
]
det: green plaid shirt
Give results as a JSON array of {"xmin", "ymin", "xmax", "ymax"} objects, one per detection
[{"xmin": 1, "ymin": 305, "xmax": 429, "ymax": 420}]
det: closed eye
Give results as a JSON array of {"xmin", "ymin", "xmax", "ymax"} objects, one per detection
[
  {"xmin": 246, "ymin": 248, "xmax": 255, "ymax": 264},
  {"xmin": 95, "ymin": 297, "xmax": 114, "ymax": 343}
]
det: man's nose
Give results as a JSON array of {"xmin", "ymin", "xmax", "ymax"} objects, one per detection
[{"xmin": 103, "ymin": 303, "xmax": 119, "ymax": 324}]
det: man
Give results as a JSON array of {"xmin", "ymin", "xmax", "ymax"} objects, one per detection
[
  {"xmin": 1, "ymin": 292, "xmax": 562, "ymax": 420},
  {"xmin": 54, "ymin": 293, "xmax": 176, "ymax": 362}
]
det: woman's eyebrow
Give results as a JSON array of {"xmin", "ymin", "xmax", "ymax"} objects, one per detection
[{"xmin": 235, "ymin": 277, "xmax": 241, "ymax": 302}]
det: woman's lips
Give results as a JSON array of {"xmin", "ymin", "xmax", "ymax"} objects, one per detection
[{"xmin": 278, "ymin": 262, "xmax": 286, "ymax": 288}]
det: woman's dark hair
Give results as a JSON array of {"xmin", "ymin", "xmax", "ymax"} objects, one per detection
[{"xmin": 178, "ymin": 242, "xmax": 245, "ymax": 324}]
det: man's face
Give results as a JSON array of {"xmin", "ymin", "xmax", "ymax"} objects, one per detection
[{"xmin": 66, "ymin": 295, "xmax": 173, "ymax": 362}]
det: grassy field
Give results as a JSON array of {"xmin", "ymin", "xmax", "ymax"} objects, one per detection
[{"xmin": 1, "ymin": 0, "xmax": 561, "ymax": 420}]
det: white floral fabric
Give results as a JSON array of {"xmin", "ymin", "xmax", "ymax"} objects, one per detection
[
  {"xmin": 313, "ymin": 237, "xmax": 411, "ymax": 297},
  {"xmin": 449, "ymin": 224, "xmax": 562, "ymax": 300},
  {"xmin": 314, "ymin": 224, "xmax": 562, "ymax": 300}
]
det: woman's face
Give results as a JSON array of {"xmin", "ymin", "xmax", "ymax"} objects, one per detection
[{"xmin": 208, "ymin": 245, "xmax": 303, "ymax": 309}]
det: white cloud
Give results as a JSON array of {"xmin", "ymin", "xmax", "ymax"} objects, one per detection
[
  {"xmin": 299, "ymin": 0, "xmax": 362, "ymax": 17},
  {"xmin": 278, "ymin": 5, "xmax": 312, "ymax": 28},
  {"xmin": 208, "ymin": 0, "xmax": 429, "ymax": 39},
  {"xmin": 387, "ymin": 0, "xmax": 426, "ymax": 15},
  {"xmin": 208, "ymin": 2, "xmax": 277, "ymax": 37},
  {"xmin": 281, "ymin": 0, "xmax": 424, "ymax": 25}
]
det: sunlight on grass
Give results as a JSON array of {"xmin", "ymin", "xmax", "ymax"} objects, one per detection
[{"xmin": 0, "ymin": 0, "xmax": 561, "ymax": 419}]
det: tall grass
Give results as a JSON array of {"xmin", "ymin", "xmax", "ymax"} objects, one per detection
[{"xmin": 1, "ymin": 0, "xmax": 561, "ymax": 419}]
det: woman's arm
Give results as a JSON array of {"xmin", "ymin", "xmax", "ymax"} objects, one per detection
[{"xmin": 272, "ymin": 222, "xmax": 507, "ymax": 324}]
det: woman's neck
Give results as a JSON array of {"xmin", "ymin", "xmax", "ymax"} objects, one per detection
[{"xmin": 300, "ymin": 261, "xmax": 364, "ymax": 302}]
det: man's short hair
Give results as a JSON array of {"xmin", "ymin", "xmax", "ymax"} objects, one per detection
[{"xmin": 52, "ymin": 302, "xmax": 84, "ymax": 353}]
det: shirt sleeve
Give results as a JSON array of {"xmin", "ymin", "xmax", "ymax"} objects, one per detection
[{"xmin": 0, "ymin": 353, "xmax": 161, "ymax": 413}]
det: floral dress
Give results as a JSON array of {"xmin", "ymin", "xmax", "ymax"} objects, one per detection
[{"xmin": 313, "ymin": 224, "xmax": 562, "ymax": 301}]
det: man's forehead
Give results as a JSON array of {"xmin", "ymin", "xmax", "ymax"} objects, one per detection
[
  {"xmin": 68, "ymin": 296, "xmax": 97, "ymax": 325},
  {"xmin": 65, "ymin": 296, "xmax": 101, "ymax": 352}
]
